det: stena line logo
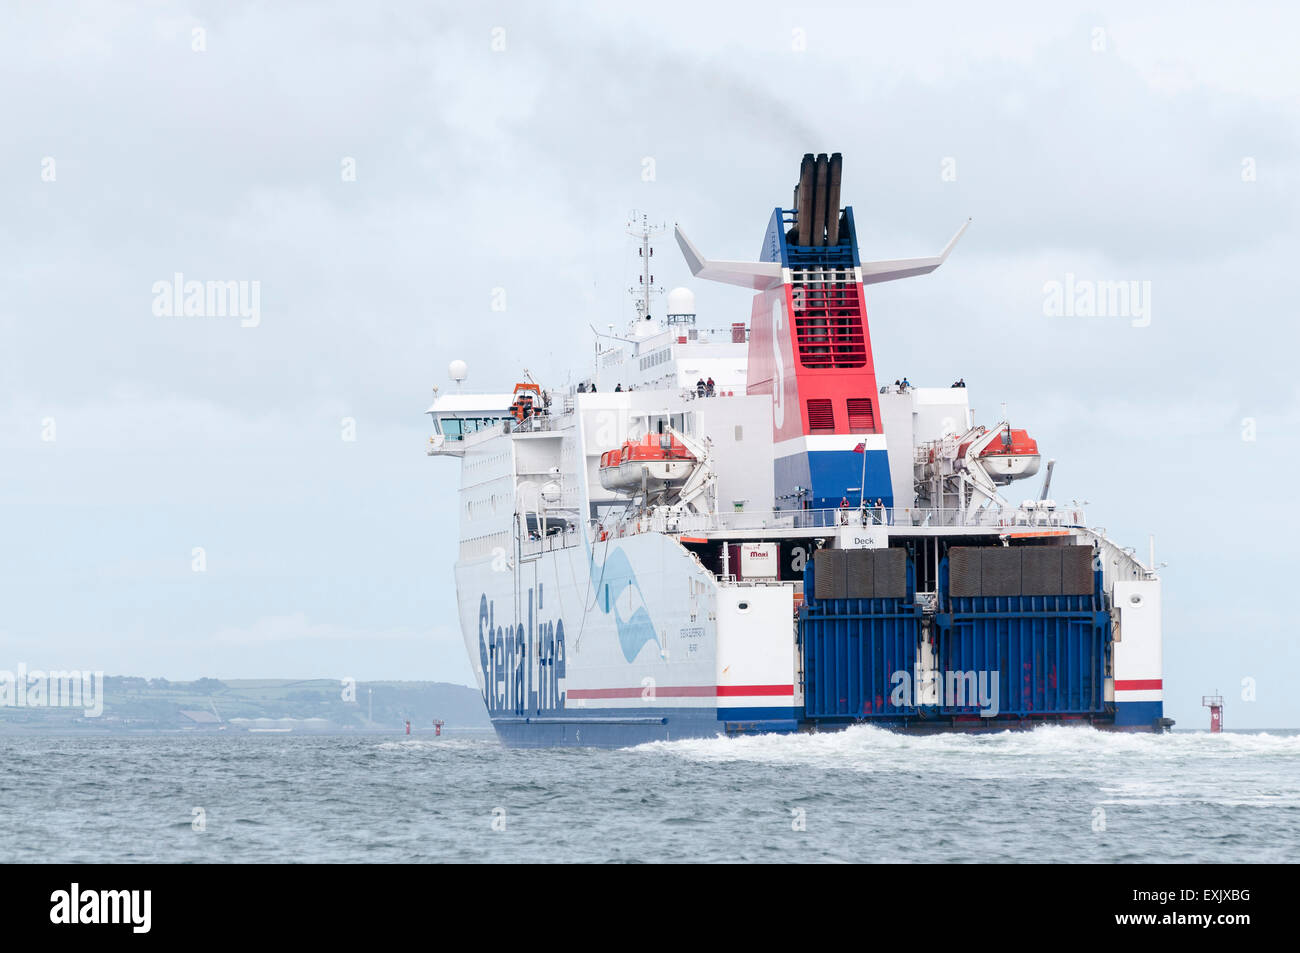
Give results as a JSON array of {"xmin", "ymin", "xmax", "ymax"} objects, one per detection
[
  {"xmin": 478, "ymin": 584, "xmax": 565, "ymax": 715},
  {"xmin": 50, "ymin": 883, "xmax": 151, "ymax": 933}
]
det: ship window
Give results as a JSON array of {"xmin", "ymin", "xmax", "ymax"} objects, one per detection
[
  {"xmin": 734, "ymin": 425, "xmax": 743, "ymax": 441},
  {"xmin": 807, "ymin": 399, "xmax": 835, "ymax": 432},
  {"xmin": 441, "ymin": 416, "xmax": 503, "ymax": 440},
  {"xmin": 847, "ymin": 398, "xmax": 876, "ymax": 431}
]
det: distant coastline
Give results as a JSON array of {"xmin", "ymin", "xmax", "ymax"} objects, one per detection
[{"xmin": 0, "ymin": 677, "xmax": 489, "ymax": 733}]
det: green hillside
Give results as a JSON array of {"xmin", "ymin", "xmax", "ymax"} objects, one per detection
[{"xmin": 0, "ymin": 677, "xmax": 489, "ymax": 732}]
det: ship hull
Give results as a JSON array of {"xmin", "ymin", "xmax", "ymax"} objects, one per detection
[{"xmin": 455, "ymin": 530, "xmax": 1167, "ymax": 748}]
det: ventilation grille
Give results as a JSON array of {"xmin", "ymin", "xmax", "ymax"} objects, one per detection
[
  {"xmin": 806, "ymin": 399, "xmax": 835, "ymax": 432},
  {"xmin": 844, "ymin": 552, "xmax": 873, "ymax": 597},
  {"xmin": 873, "ymin": 548, "xmax": 907, "ymax": 599},
  {"xmin": 812, "ymin": 548, "xmax": 908, "ymax": 599},
  {"xmin": 791, "ymin": 270, "xmax": 866, "ymax": 369},
  {"xmin": 980, "ymin": 549, "xmax": 1023, "ymax": 596},
  {"xmin": 846, "ymin": 397, "xmax": 876, "ymax": 432},
  {"xmin": 1061, "ymin": 547, "xmax": 1094, "ymax": 595},
  {"xmin": 814, "ymin": 550, "xmax": 842, "ymax": 600},
  {"xmin": 949, "ymin": 546, "xmax": 1096, "ymax": 597},
  {"xmin": 949, "ymin": 549, "xmax": 981, "ymax": 597}
]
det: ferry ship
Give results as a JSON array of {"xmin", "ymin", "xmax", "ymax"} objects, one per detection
[{"xmin": 427, "ymin": 153, "xmax": 1171, "ymax": 747}]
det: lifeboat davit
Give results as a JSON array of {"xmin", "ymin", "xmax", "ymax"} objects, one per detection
[
  {"xmin": 962, "ymin": 427, "xmax": 1041, "ymax": 484},
  {"xmin": 509, "ymin": 381, "xmax": 544, "ymax": 422},
  {"xmin": 599, "ymin": 433, "xmax": 697, "ymax": 493}
]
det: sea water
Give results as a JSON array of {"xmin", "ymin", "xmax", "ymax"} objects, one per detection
[{"xmin": 2, "ymin": 727, "xmax": 1296, "ymax": 863}]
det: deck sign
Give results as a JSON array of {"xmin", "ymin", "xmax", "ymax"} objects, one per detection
[{"xmin": 837, "ymin": 526, "xmax": 886, "ymax": 549}]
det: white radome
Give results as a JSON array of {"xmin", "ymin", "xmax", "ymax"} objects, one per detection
[
  {"xmin": 667, "ymin": 286, "xmax": 696, "ymax": 316},
  {"xmin": 448, "ymin": 359, "xmax": 468, "ymax": 383}
]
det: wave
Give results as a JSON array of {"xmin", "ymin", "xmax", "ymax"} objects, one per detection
[
  {"xmin": 373, "ymin": 738, "xmax": 492, "ymax": 752},
  {"xmin": 630, "ymin": 724, "xmax": 1300, "ymax": 781}
]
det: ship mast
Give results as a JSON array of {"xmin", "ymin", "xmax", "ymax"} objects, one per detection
[{"xmin": 626, "ymin": 211, "xmax": 664, "ymax": 323}]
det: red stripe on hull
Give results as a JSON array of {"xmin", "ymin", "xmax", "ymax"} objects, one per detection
[
  {"xmin": 568, "ymin": 685, "xmax": 794, "ymax": 700},
  {"xmin": 716, "ymin": 684, "xmax": 794, "ymax": 697},
  {"xmin": 1114, "ymin": 679, "xmax": 1162, "ymax": 691}
]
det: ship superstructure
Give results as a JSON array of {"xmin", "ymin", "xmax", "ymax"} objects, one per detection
[{"xmin": 427, "ymin": 154, "xmax": 1170, "ymax": 747}]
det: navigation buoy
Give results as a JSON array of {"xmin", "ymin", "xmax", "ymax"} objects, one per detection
[
  {"xmin": 1202, "ymin": 693, "xmax": 1223, "ymax": 733},
  {"xmin": 434, "ymin": 720, "xmax": 444, "ymax": 737},
  {"xmin": 405, "ymin": 719, "xmax": 411, "ymax": 735}
]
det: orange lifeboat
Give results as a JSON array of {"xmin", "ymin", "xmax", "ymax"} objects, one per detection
[
  {"xmin": 962, "ymin": 427, "xmax": 1041, "ymax": 484},
  {"xmin": 598, "ymin": 433, "xmax": 697, "ymax": 492}
]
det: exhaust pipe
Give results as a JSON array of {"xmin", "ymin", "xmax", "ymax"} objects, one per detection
[
  {"xmin": 811, "ymin": 153, "xmax": 829, "ymax": 247},
  {"xmin": 795, "ymin": 153, "xmax": 814, "ymax": 246},
  {"xmin": 826, "ymin": 153, "xmax": 843, "ymax": 246}
]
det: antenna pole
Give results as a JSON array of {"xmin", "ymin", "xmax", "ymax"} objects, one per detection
[
  {"xmin": 627, "ymin": 211, "xmax": 664, "ymax": 322},
  {"xmin": 642, "ymin": 216, "xmax": 651, "ymax": 319}
]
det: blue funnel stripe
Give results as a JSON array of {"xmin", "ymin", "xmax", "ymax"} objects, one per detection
[{"xmin": 775, "ymin": 448, "xmax": 893, "ymax": 510}]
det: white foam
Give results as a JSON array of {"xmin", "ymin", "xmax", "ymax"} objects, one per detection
[{"xmin": 630, "ymin": 726, "xmax": 1300, "ymax": 788}]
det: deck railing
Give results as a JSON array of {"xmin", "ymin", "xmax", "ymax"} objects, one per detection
[
  {"xmin": 517, "ymin": 503, "xmax": 1087, "ymax": 557},
  {"xmin": 589, "ymin": 504, "xmax": 1087, "ymax": 539}
]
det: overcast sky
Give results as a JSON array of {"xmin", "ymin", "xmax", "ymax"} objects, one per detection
[{"xmin": 2, "ymin": 1, "xmax": 1297, "ymax": 728}]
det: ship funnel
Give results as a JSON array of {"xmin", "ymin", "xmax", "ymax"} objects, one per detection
[{"xmin": 676, "ymin": 153, "xmax": 969, "ymax": 509}]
